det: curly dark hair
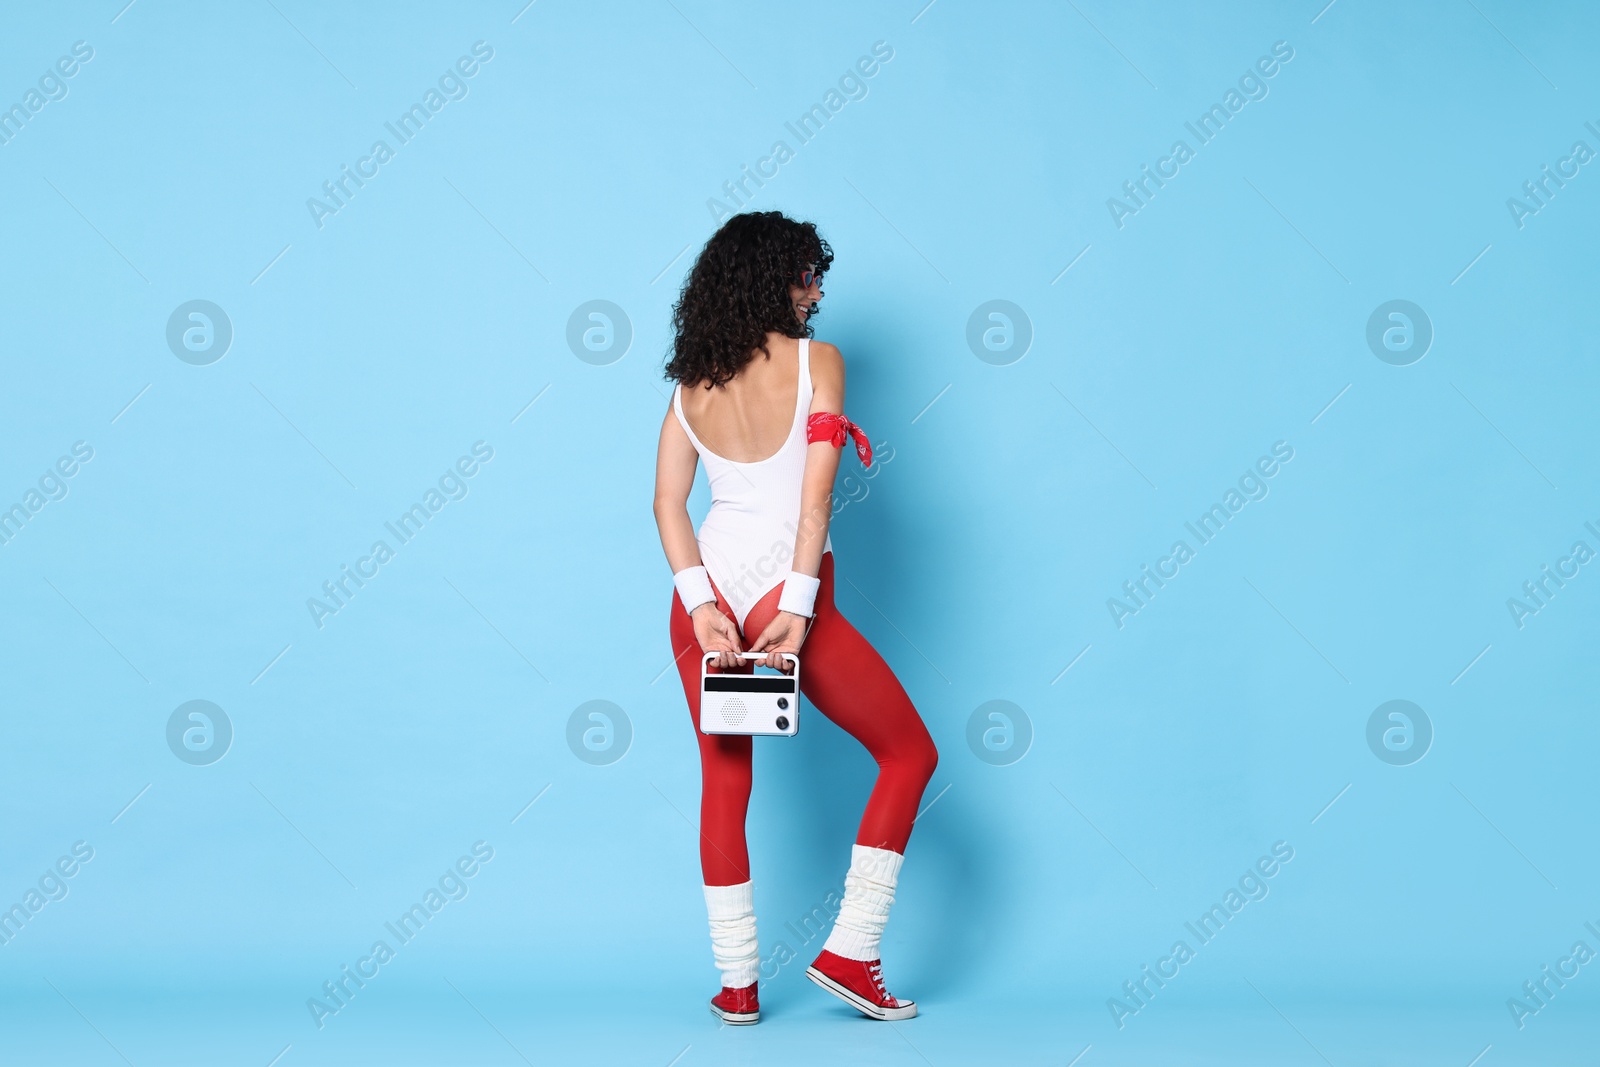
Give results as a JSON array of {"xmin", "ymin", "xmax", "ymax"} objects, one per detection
[{"xmin": 665, "ymin": 211, "xmax": 834, "ymax": 389}]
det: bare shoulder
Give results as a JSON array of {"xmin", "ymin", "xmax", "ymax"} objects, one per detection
[
  {"xmin": 660, "ymin": 390, "xmax": 689, "ymax": 439},
  {"xmin": 808, "ymin": 340, "xmax": 845, "ymax": 386},
  {"xmin": 806, "ymin": 339, "xmax": 845, "ymax": 413}
]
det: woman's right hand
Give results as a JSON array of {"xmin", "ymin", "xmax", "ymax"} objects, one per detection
[{"xmin": 692, "ymin": 602, "xmax": 744, "ymax": 670}]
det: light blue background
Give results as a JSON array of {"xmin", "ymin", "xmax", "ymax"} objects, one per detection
[{"xmin": 1, "ymin": 1, "xmax": 1596, "ymax": 1064}]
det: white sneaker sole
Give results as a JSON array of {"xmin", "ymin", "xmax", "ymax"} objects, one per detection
[
  {"xmin": 710, "ymin": 1004, "xmax": 759, "ymax": 1025},
  {"xmin": 805, "ymin": 966, "xmax": 917, "ymax": 1020}
]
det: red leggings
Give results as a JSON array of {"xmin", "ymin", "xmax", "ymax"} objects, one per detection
[{"xmin": 671, "ymin": 551, "xmax": 939, "ymax": 886}]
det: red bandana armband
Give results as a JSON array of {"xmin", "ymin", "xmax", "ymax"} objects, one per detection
[{"xmin": 806, "ymin": 412, "xmax": 873, "ymax": 467}]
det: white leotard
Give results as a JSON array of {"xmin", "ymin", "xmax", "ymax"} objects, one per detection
[{"xmin": 673, "ymin": 337, "xmax": 832, "ymax": 632}]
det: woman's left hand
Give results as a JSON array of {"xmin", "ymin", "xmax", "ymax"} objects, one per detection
[{"xmin": 748, "ymin": 611, "xmax": 808, "ymax": 672}]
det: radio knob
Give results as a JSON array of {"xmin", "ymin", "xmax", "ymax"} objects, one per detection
[
  {"xmin": 776, "ymin": 697, "xmax": 789, "ymax": 709},
  {"xmin": 775, "ymin": 715, "xmax": 790, "ymax": 730}
]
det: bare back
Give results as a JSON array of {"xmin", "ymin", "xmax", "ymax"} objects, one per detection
[{"xmin": 677, "ymin": 334, "xmax": 803, "ymax": 464}]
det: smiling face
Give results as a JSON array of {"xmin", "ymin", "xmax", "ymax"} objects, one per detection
[{"xmin": 789, "ymin": 264, "xmax": 823, "ymax": 325}]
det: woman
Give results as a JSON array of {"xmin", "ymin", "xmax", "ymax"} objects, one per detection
[{"xmin": 653, "ymin": 211, "xmax": 939, "ymax": 1025}]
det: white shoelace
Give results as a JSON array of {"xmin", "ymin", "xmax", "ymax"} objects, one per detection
[{"xmin": 867, "ymin": 961, "xmax": 889, "ymax": 1001}]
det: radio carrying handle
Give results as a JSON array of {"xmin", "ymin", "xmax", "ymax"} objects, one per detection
[{"xmin": 701, "ymin": 651, "xmax": 798, "ymax": 673}]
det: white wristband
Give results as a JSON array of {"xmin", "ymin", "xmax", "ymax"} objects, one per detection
[
  {"xmin": 776, "ymin": 570, "xmax": 821, "ymax": 618},
  {"xmin": 673, "ymin": 565, "xmax": 716, "ymax": 614}
]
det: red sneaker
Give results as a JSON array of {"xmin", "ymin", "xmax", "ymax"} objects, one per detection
[
  {"xmin": 806, "ymin": 949, "xmax": 917, "ymax": 1020},
  {"xmin": 710, "ymin": 982, "xmax": 759, "ymax": 1024}
]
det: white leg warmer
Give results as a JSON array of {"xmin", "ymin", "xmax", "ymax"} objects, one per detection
[
  {"xmin": 821, "ymin": 844, "xmax": 905, "ymax": 961},
  {"xmin": 703, "ymin": 881, "xmax": 760, "ymax": 988}
]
